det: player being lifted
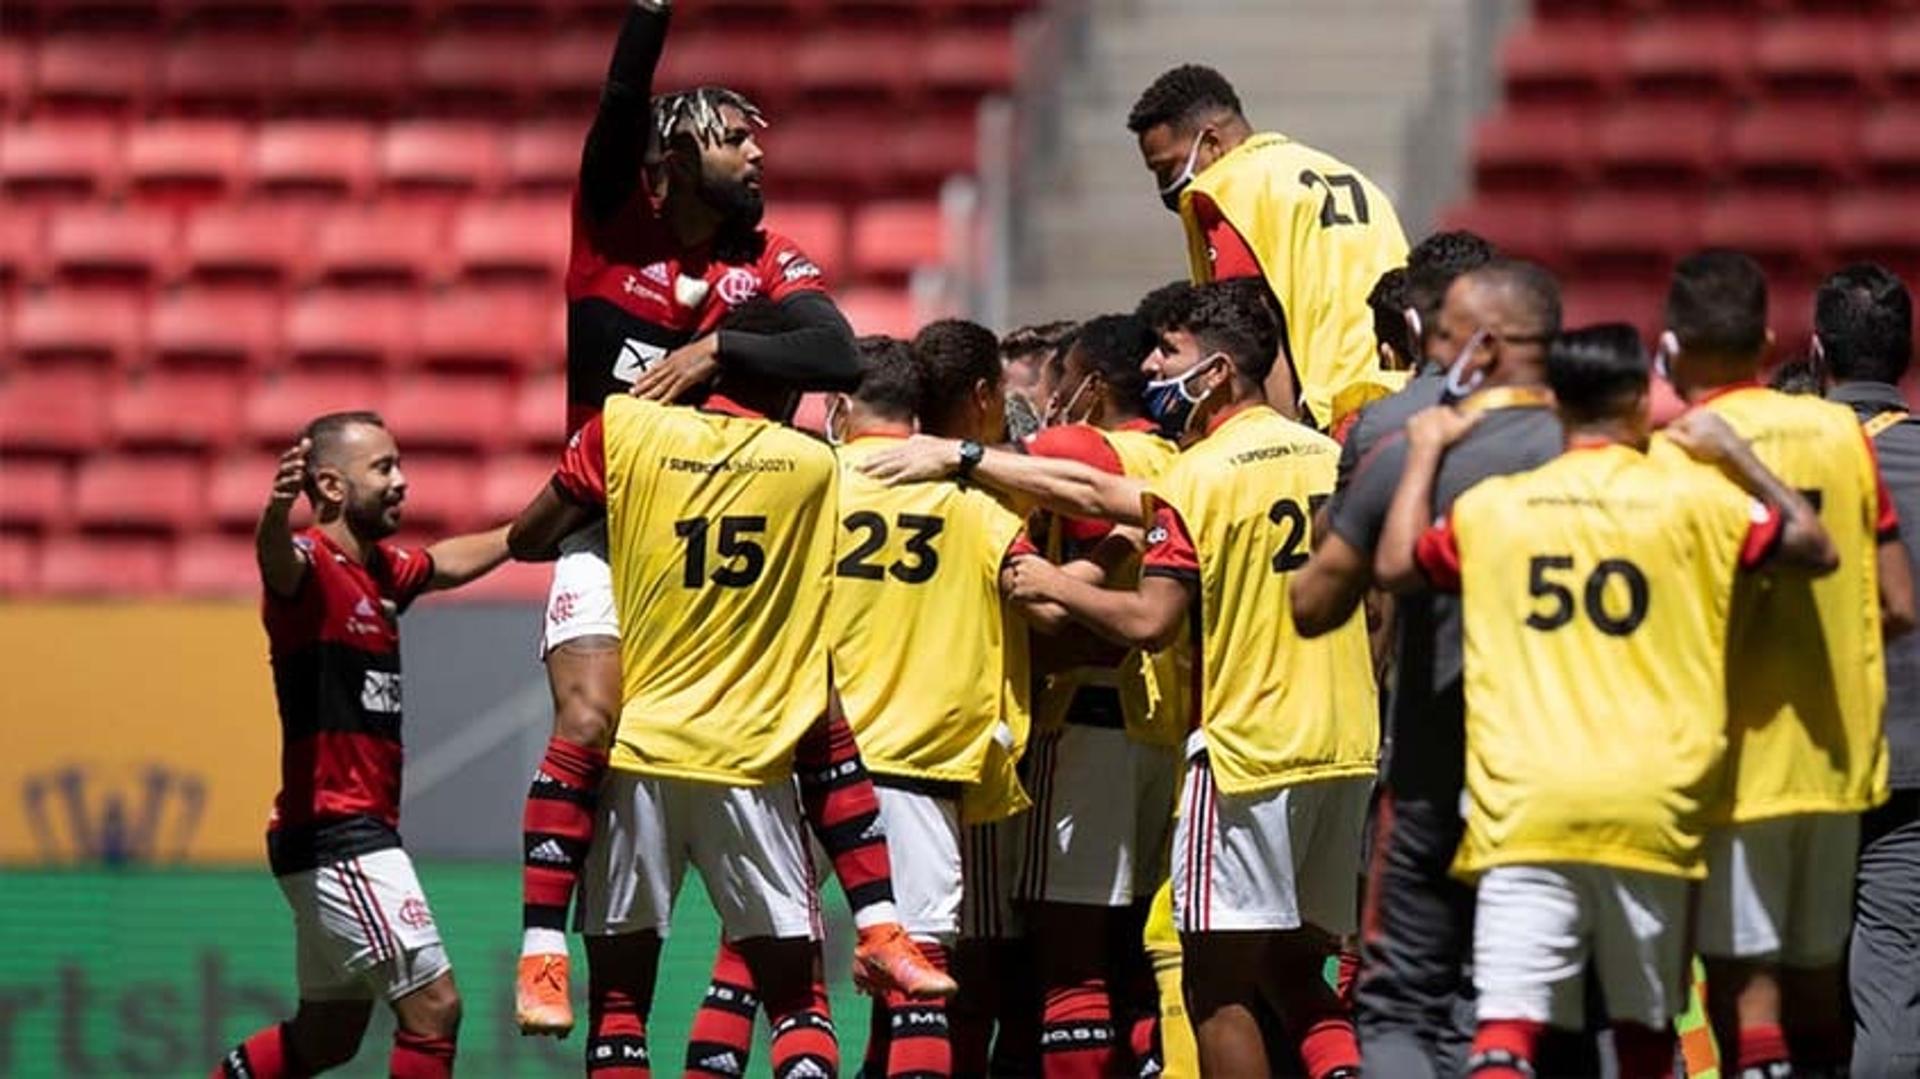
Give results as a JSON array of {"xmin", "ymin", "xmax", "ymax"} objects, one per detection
[
  {"xmin": 1649, "ymin": 251, "xmax": 1916, "ymax": 1076},
  {"xmin": 215, "ymin": 413, "xmax": 510, "ymax": 1079},
  {"xmin": 862, "ymin": 283, "xmax": 1377, "ymax": 1079},
  {"xmin": 517, "ymin": 0, "xmax": 942, "ymax": 1032},
  {"xmin": 1374, "ymin": 325, "xmax": 1836, "ymax": 1078}
]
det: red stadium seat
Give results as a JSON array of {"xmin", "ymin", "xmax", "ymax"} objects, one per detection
[
  {"xmin": 0, "ymin": 210, "xmax": 47, "ymax": 288},
  {"xmin": 889, "ymin": 114, "xmax": 981, "ymax": 188},
  {"xmin": 793, "ymin": 31, "xmax": 918, "ymax": 100},
  {"xmin": 149, "ymin": 289, "xmax": 282, "ymax": 369},
  {"xmin": 11, "ymin": 291, "xmax": 145, "ymax": 367},
  {"xmin": 1700, "ymin": 191, "xmax": 1828, "ymax": 275},
  {"xmin": 416, "ymin": 291, "xmax": 550, "ymax": 371},
  {"xmin": 513, "ymin": 373, "xmax": 566, "ymax": 450},
  {"xmin": 207, "ymin": 453, "xmax": 282, "ymax": 530},
  {"xmin": 0, "ymin": 121, "xmax": 123, "ymax": 201},
  {"xmin": 183, "ymin": 204, "xmax": 318, "ymax": 288},
  {"xmin": 506, "ymin": 123, "xmax": 585, "ymax": 193},
  {"xmin": 1499, "ymin": 18, "xmax": 1624, "ymax": 104},
  {"xmin": 538, "ymin": 28, "xmax": 612, "ymax": 110},
  {"xmin": 0, "ymin": 39, "xmax": 30, "ymax": 118},
  {"xmin": 654, "ymin": 31, "xmax": 791, "ymax": 104},
  {"xmin": 0, "ymin": 457, "xmax": 72, "ymax": 530},
  {"xmin": 1861, "ymin": 110, "xmax": 1920, "ymax": 185},
  {"xmin": 1829, "ymin": 192, "xmax": 1920, "ymax": 278},
  {"xmin": 73, "ymin": 454, "xmax": 205, "ymax": 532},
  {"xmin": 173, "ymin": 533, "xmax": 260, "ymax": 596},
  {"xmin": 1727, "ymin": 104, "xmax": 1862, "ymax": 185},
  {"xmin": 253, "ymin": 121, "xmax": 378, "ymax": 200},
  {"xmin": 762, "ymin": 203, "xmax": 846, "ymax": 283},
  {"xmin": 243, "ymin": 370, "xmax": 385, "ymax": 446},
  {"xmin": 380, "ymin": 122, "xmax": 505, "ymax": 198},
  {"xmin": 1559, "ymin": 279, "xmax": 1664, "ymax": 339},
  {"xmin": 160, "ymin": 32, "xmax": 293, "ymax": 114},
  {"xmin": 382, "ymin": 373, "xmax": 515, "ymax": 450},
  {"xmin": 312, "ymin": 205, "xmax": 449, "ymax": 286},
  {"xmin": 45, "ymin": 206, "xmax": 180, "ymax": 287},
  {"xmin": 0, "ymin": 534, "xmax": 40, "ymax": 596},
  {"xmin": 479, "ymin": 451, "xmax": 556, "ymax": 523},
  {"xmin": 415, "ymin": 31, "xmax": 533, "ymax": 111},
  {"xmin": 1623, "ymin": 17, "xmax": 1754, "ymax": 102},
  {"xmin": 390, "ymin": 453, "xmax": 481, "ymax": 533},
  {"xmin": 451, "ymin": 198, "xmax": 571, "ymax": 284},
  {"xmin": 1566, "ymin": 193, "xmax": 1703, "ymax": 263},
  {"xmin": 31, "ymin": 35, "xmax": 157, "ymax": 115},
  {"xmin": 835, "ymin": 286, "xmax": 916, "ymax": 337},
  {"xmin": 1438, "ymin": 197, "xmax": 1567, "ymax": 268},
  {"xmin": 0, "ymin": 368, "xmax": 109, "ymax": 453},
  {"xmin": 39, "ymin": 535, "xmax": 173, "ymax": 595},
  {"xmin": 289, "ymin": 33, "xmax": 416, "ymax": 113},
  {"xmin": 761, "ymin": 114, "xmax": 893, "ymax": 193},
  {"xmin": 923, "ymin": 32, "xmax": 1018, "ymax": 95},
  {"xmin": 1471, "ymin": 107, "xmax": 1593, "ymax": 192},
  {"xmin": 1890, "ymin": 16, "xmax": 1920, "ymax": 98},
  {"xmin": 109, "ymin": 369, "xmax": 246, "ymax": 449},
  {"xmin": 1755, "ymin": 16, "xmax": 1885, "ymax": 99},
  {"xmin": 1596, "ymin": 105, "xmax": 1727, "ymax": 187},
  {"xmin": 284, "ymin": 289, "xmax": 417, "ymax": 368},
  {"xmin": 126, "ymin": 120, "xmax": 252, "ymax": 206},
  {"xmin": 851, "ymin": 201, "xmax": 944, "ymax": 279}
]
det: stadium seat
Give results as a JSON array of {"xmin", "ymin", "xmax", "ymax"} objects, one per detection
[
  {"xmin": 10, "ymin": 291, "xmax": 145, "ymax": 367},
  {"xmin": 1437, "ymin": 196, "xmax": 1567, "ymax": 268},
  {"xmin": 762, "ymin": 203, "xmax": 846, "ymax": 283},
  {"xmin": 1861, "ymin": 110, "xmax": 1920, "ymax": 185},
  {"xmin": 0, "ymin": 534, "xmax": 39, "ymax": 596},
  {"xmin": 389, "ymin": 453, "xmax": 481, "ymax": 532},
  {"xmin": 380, "ymin": 122, "xmax": 505, "ymax": 198},
  {"xmin": 243, "ymin": 370, "xmax": 385, "ymax": 445},
  {"xmin": 851, "ymin": 201, "xmax": 943, "ymax": 279},
  {"xmin": 109, "ymin": 369, "xmax": 245, "ymax": 449},
  {"xmin": 923, "ymin": 32, "xmax": 1018, "ymax": 95},
  {"xmin": 126, "ymin": 120, "xmax": 253, "ymax": 206},
  {"xmin": 208, "ymin": 451, "xmax": 282, "ymax": 529},
  {"xmin": 149, "ymin": 289, "xmax": 282, "ymax": 369},
  {"xmin": 761, "ymin": 114, "xmax": 892, "ymax": 193},
  {"xmin": 451, "ymin": 198, "xmax": 571, "ymax": 284},
  {"xmin": 1566, "ymin": 193, "xmax": 1703, "ymax": 263},
  {"xmin": 312, "ymin": 205, "xmax": 449, "ymax": 286},
  {"xmin": 416, "ymin": 290, "xmax": 549, "ymax": 371},
  {"xmin": 160, "ymin": 32, "xmax": 293, "ymax": 114},
  {"xmin": 1623, "ymin": 17, "xmax": 1754, "ymax": 102},
  {"xmin": 889, "ymin": 114, "xmax": 981, "ymax": 188},
  {"xmin": 31, "ymin": 35, "xmax": 157, "ymax": 115},
  {"xmin": 284, "ymin": 289, "xmax": 418, "ymax": 368},
  {"xmin": 479, "ymin": 451, "xmax": 556, "ymax": 523},
  {"xmin": 0, "ymin": 121, "xmax": 123, "ymax": 201},
  {"xmin": 0, "ymin": 368, "xmax": 109, "ymax": 453},
  {"xmin": 182, "ymin": 204, "xmax": 317, "ymax": 288},
  {"xmin": 253, "ymin": 121, "xmax": 378, "ymax": 200},
  {"xmin": 0, "ymin": 457, "xmax": 72, "ymax": 530},
  {"xmin": 1754, "ymin": 16, "xmax": 1885, "ymax": 99},
  {"xmin": 1499, "ymin": 18, "xmax": 1623, "ymax": 104},
  {"xmin": 73, "ymin": 454, "xmax": 205, "ymax": 532},
  {"xmin": 45, "ymin": 205, "xmax": 180, "ymax": 288},
  {"xmin": 793, "ymin": 30, "xmax": 918, "ymax": 100},
  {"xmin": 654, "ymin": 31, "xmax": 791, "ymax": 104},
  {"xmin": 1829, "ymin": 192, "xmax": 1920, "ymax": 278},
  {"xmin": 39, "ymin": 535, "xmax": 173, "ymax": 595},
  {"xmin": 835, "ymin": 286, "xmax": 916, "ymax": 337},
  {"xmin": 1471, "ymin": 107, "xmax": 1593, "ymax": 192},
  {"xmin": 1700, "ymin": 190, "xmax": 1828, "ymax": 275},
  {"xmin": 0, "ymin": 39, "xmax": 29, "ymax": 118},
  {"xmin": 1559, "ymin": 279, "xmax": 1664, "ymax": 339},
  {"xmin": 538, "ymin": 27, "xmax": 612, "ymax": 110},
  {"xmin": 512, "ymin": 373, "xmax": 566, "ymax": 449},
  {"xmin": 173, "ymin": 533, "xmax": 260, "ymax": 596},
  {"xmin": 1596, "ymin": 105, "xmax": 1727, "ymax": 187},
  {"xmin": 289, "ymin": 33, "xmax": 416, "ymax": 113},
  {"xmin": 381, "ymin": 373, "xmax": 515, "ymax": 450},
  {"xmin": 0, "ymin": 210, "xmax": 47, "ymax": 289},
  {"xmin": 1889, "ymin": 16, "xmax": 1920, "ymax": 98},
  {"xmin": 1727, "ymin": 104, "xmax": 1862, "ymax": 185},
  {"xmin": 415, "ymin": 31, "xmax": 533, "ymax": 111},
  {"xmin": 505, "ymin": 123, "xmax": 584, "ymax": 193}
]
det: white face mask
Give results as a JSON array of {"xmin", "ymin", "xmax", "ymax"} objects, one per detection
[
  {"xmin": 1654, "ymin": 331, "xmax": 1680, "ymax": 383},
  {"xmin": 823, "ymin": 395, "xmax": 848, "ymax": 446},
  {"xmin": 1443, "ymin": 327, "xmax": 1490, "ymax": 401},
  {"xmin": 1046, "ymin": 374, "xmax": 1096, "ymax": 427},
  {"xmin": 1158, "ymin": 136, "xmax": 1205, "ymax": 213}
]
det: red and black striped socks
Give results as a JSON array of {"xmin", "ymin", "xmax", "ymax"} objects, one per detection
[
  {"xmin": 390, "ymin": 1030, "xmax": 456, "ymax": 1079},
  {"xmin": 521, "ymin": 736, "xmax": 608, "ymax": 954},
  {"xmin": 586, "ymin": 984, "xmax": 651, "ymax": 1077},
  {"xmin": 1040, "ymin": 981, "xmax": 1119, "ymax": 1078},
  {"xmin": 214, "ymin": 1022, "xmax": 290, "ymax": 1079},
  {"xmin": 794, "ymin": 713, "xmax": 897, "ymax": 927},
  {"xmin": 685, "ymin": 941, "xmax": 758, "ymax": 1077},
  {"xmin": 768, "ymin": 986, "xmax": 839, "ymax": 1079}
]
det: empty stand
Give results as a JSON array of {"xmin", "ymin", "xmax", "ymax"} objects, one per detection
[
  {"xmin": 0, "ymin": 368, "xmax": 110, "ymax": 454},
  {"xmin": 11, "ymin": 291, "xmax": 145, "ymax": 367},
  {"xmin": 73, "ymin": 453, "xmax": 205, "ymax": 532},
  {"xmin": 382, "ymin": 374, "xmax": 515, "ymax": 450},
  {"xmin": 45, "ymin": 205, "xmax": 179, "ymax": 289},
  {"xmin": 173, "ymin": 534, "xmax": 262, "ymax": 596},
  {"xmin": 126, "ymin": 120, "xmax": 253, "ymax": 205},
  {"xmin": 1, "ymin": 121, "xmax": 122, "ymax": 201},
  {"xmin": 451, "ymin": 198, "xmax": 571, "ymax": 284},
  {"xmin": 253, "ymin": 121, "xmax": 378, "ymax": 199},
  {"xmin": 243, "ymin": 370, "xmax": 385, "ymax": 445},
  {"xmin": 312, "ymin": 205, "xmax": 450, "ymax": 286},
  {"xmin": 0, "ymin": 457, "xmax": 72, "ymax": 531},
  {"xmin": 149, "ymin": 290, "xmax": 284, "ymax": 369},
  {"xmin": 109, "ymin": 369, "xmax": 246, "ymax": 449},
  {"xmin": 208, "ymin": 452, "xmax": 281, "ymax": 530},
  {"xmin": 183, "ymin": 204, "xmax": 317, "ymax": 288},
  {"xmin": 284, "ymin": 289, "xmax": 418, "ymax": 367},
  {"xmin": 851, "ymin": 201, "xmax": 943, "ymax": 281},
  {"xmin": 416, "ymin": 291, "xmax": 550, "ymax": 372},
  {"xmin": 39, "ymin": 535, "xmax": 173, "ymax": 595}
]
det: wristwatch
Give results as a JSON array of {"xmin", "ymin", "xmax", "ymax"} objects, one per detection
[{"xmin": 956, "ymin": 440, "xmax": 984, "ymax": 480}]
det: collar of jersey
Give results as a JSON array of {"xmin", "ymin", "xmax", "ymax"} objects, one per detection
[
  {"xmin": 845, "ymin": 428, "xmax": 913, "ymax": 445},
  {"xmin": 1457, "ymin": 384, "xmax": 1553, "ymax": 416},
  {"xmin": 1203, "ymin": 400, "xmax": 1263, "ymax": 436},
  {"xmin": 1692, "ymin": 378, "xmax": 1764, "ymax": 406},
  {"xmin": 1115, "ymin": 417, "xmax": 1159, "ymax": 433},
  {"xmin": 699, "ymin": 393, "xmax": 763, "ymax": 420},
  {"xmin": 1564, "ymin": 435, "xmax": 1636, "ymax": 455}
]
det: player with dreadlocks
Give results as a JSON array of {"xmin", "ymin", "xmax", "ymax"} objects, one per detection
[{"xmin": 515, "ymin": 0, "xmax": 951, "ymax": 1038}]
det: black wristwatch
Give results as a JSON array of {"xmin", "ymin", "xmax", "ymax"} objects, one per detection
[{"xmin": 955, "ymin": 440, "xmax": 984, "ymax": 480}]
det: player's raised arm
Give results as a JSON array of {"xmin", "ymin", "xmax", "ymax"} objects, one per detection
[
  {"xmin": 859, "ymin": 436, "xmax": 1148, "ymax": 525},
  {"xmin": 425, "ymin": 525, "xmax": 512, "ymax": 592},
  {"xmin": 1664, "ymin": 410, "xmax": 1839, "ymax": 575},
  {"xmin": 580, "ymin": 0, "xmax": 672, "ymax": 225},
  {"xmin": 1375, "ymin": 407, "xmax": 1479, "ymax": 593},
  {"xmin": 256, "ymin": 438, "xmax": 313, "ymax": 598}
]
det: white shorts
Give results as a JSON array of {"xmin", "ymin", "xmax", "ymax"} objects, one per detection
[
  {"xmin": 541, "ymin": 522, "xmax": 619, "ymax": 657},
  {"xmin": 581, "ymin": 770, "xmax": 821, "ymax": 943},
  {"xmin": 1172, "ymin": 741, "xmax": 1369, "ymax": 935},
  {"xmin": 1474, "ymin": 863, "xmax": 1692, "ymax": 1030},
  {"xmin": 961, "ymin": 820, "xmax": 1023, "ymax": 940},
  {"xmin": 276, "ymin": 847, "xmax": 450, "ymax": 1003},
  {"xmin": 1017, "ymin": 725, "xmax": 1181, "ymax": 907},
  {"xmin": 1699, "ymin": 812, "xmax": 1861, "ymax": 966},
  {"xmin": 873, "ymin": 782, "xmax": 963, "ymax": 943}
]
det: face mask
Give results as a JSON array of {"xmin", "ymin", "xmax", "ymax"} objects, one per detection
[
  {"xmin": 1004, "ymin": 392, "xmax": 1043, "ymax": 442},
  {"xmin": 1144, "ymin": 356, "xmax": 1222, "ymax": 437},
  {"xmin": 823, "ymin": 396, "xmax": 848, "ymax": 446},
  {"xmin": 1158, "ymin": 136, "xmax": 1205, "ymax": 213},
  {"xmin": 1046, "ymin": 374, "xmax": 1096, "ymax": 428},
  {"xmin": 1441, "ymin": 328, "xmax": 1490, "ymax": 403},
  {"xmin": 1654, "ymin": 331, "xmax": 1679, "ymax": 384}
]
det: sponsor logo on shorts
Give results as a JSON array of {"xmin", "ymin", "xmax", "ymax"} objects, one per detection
[
  {"xmin": 716, "ymin": 267, "xmax": 762, "ymax": 307},
  {"xmin": 397, "ymin": 896, "xmax": 434, "ymax": 929}
]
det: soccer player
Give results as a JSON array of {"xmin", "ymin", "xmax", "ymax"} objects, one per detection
[
  {"xmin": 1651, "ymin": 250, "xmax": 1915, "ymax": 1076},
  {"xmin": 1816, "ymin": 265, "xmax": 1920, "ymax": 1072},
  {"xmin": 1001, "ymin": 320, "xmax": 1079, "ymax": 441},
  {"xmin": 1374, "ymin": 324, "xmax": 1837, "ymax": 1079},
  {"xmin": 216, "ymin": 413, "xmax": 511, "ymax": 1079},
  {"xmin": 1127, "ymin": 64, "xmax": 1409, "ymax": 430},
  {"xmin": 862, "ymin": 283, "xmax": 1377, "ymax": 1079},
  {"xmin": 1290, "ymin": 259, "xmax": 1562, "ymax": 1077},
  {"xmin": 825, "ymin": 326, "xmax": 1032, "ymax": 1078},
  {"xmin": 509, "ymin": 360, "xmax": 846, "ymax": 1079},
  {"xmin": 517, "ymin": 0, "xmax": 938, "ymax": 1031}
]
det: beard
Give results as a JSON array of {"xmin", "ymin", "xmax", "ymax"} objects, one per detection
[
  {"xmin": 701, "ymin": 172, "xmax": 765, "ymax": 232},
  {"xmin": 346, "ymin": 494, "xmax": 402, "ymax": 541}
]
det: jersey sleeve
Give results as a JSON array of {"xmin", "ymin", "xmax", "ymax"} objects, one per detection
[
  {"xmin": 1023, "ymin": 425, "xmax": 1125, "ymax": 544},
  {"xmin": 1328, "ymin": 434, "xmax": 1405, "ymax": 555},
  {"xmin": 762, "ymin": 233, "xmax": 830, "ymax": 301},
  {"xmin": 1414, "ymin": 513, "xmax": 1463, "ymax": 593},
  {"xmin": 1738, "ymin": 500, "xmax": 1785, "ymax": 570},
  {"xmin": 554, "ymin": 414, "xmax": 609, "ymax": 506},
  {"xmin": 1140, "ymin": 501, "xmax": 1200, "ymax": 582},
  {"xmin": 379, "ymin": 543, "xmax": 437, "ymax": 609},
  {"xmin": 1862, "ymin": 430, "xmax": 1902, "ymax": 542},
  {"xmin": 1190, "ymin": 192, "xmax": 1263, "ymax": 281}
]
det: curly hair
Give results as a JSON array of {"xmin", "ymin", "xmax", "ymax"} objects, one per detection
[
  {"xmin": 1126, "ymin": 64, "xmax": 1243, "ymax": 135},
  {"xmin": 652, "ymin": 85, "xmax": 766, "ymax": 151},
  {"xmin": 852, "ymin": 335, "xmax": 922, "ymax": 421},
  {"xmin": 911, "ymin": 319, "xmax": 1001, "ymax": 417},
  {"xmin": 1177, "ymin": 282, "xmax": 1278, "ymax": 383}
]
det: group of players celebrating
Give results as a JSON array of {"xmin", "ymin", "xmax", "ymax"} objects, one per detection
[{"xmin": 213, "ymin": 2, "xmax": 1920, "ymax": 1077}]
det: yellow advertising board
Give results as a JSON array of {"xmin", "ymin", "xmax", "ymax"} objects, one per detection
[{"xmin": 0, "ymin": 602, "xmax": 279, "ymax": 866}]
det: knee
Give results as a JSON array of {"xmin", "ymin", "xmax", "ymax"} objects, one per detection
[
  {"xmin": 398, "ymin": 980, "xmax": 463, "ymax": 1038},
  {"xmin": 554, "ymin": 696, "xmax": 616, "ymax": 747},
  {"xmin": 301, "ymin": 1032, "xmax": 364, "ymax": 1073},
  {"xmin": 287, "ymin": 1009, "xmax": 372, "ymax": 1072}
]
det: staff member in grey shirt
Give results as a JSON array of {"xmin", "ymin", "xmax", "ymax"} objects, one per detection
[{"xmin": 1818, "ymin": 263, "xmax": 1920, "ymax": 1078}]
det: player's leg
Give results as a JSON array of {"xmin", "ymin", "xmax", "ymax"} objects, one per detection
[
  {"xmin": 337, "ymin": 849, "xmax": 463, "ymax": 1076},
  {"xmin": 1118, "ymin": 741, "xmax": 1181, "ymax": 1074},
  {"xmin": 1169, "ymin": 748, "xmax": 1272, "ymax": 1076},
  {"xmin": 520, "ymin": 527, "xmax": 623, "ymax": 1034},
  {"xmin": 1850, "ymin": 792, "xmax": 1920, "ymax": 1077},
  {"xmin": 1588, "ymin": 868, "xmax": 1689, "ymax": 1079},
  {"xmin": 1143, "ymin": 881, "xmax": 1198, "ymax": 1079},
  {"xmin": 1266, "ymin": 777, "xmax": 1369, "ymax": 1079},
  {"xmin": 388, "ymin": 972, "xmax": 461, "ymax": 1079},
  {"xmin": 1779, "ymin": 812, "xmax": 1862, "ymax": 1074},
  {"xmin": 1700, "ymin": 817, "xmax": 1794, "ymax": 1076},
  {"xmin": 585, "ymin": 933, "xmax": 664, "ymax": 1078},
  {"xmin": 685, "ymin": 939, "xmax": 760, "ymax": 1078},
  {"xmin": 950, "ymin": 822, "xmax": 1006, "ymax": 1075},
  {"xmin": 1467, "ymin": 865, "xmax": 1591, "ymax": 1078},
  {"xmin": 861, "ymin": 783, "xmax": 962, "ymax": 1077},
  {"xmin": 214, "ymin": 879, "xmax": 377, "ymax": 1079},
  {"xmin": 579, "ymin": 769, "xmax": 681, "ymax": 1077}
]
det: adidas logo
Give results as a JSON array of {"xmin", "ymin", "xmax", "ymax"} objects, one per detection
[
  {"xmin": 697, "ymin": 1050, "xmax": 742, "ymax": 1075},
  {"xmin": 528, "ymin": 839, "xmax": 569, "ymax": 864},
  {"xmin": 860, "ymin": 818, "xmax": 887, "ymax": 842},
  {"xmin": 781, "ymin": 1059, "xmax": 831, "ymax": 1079},
  {"xmin": 641, "ymin": 261, "xmax": 672, "ymax": 286},
  {"xmin": 354, "ymin": 597, "xmax": 376, "ymax": 618}
]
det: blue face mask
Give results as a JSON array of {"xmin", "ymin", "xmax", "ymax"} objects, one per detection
[{"xmin": 1144, "ymin": 356, "xmax": 1222, "ymax": 437}]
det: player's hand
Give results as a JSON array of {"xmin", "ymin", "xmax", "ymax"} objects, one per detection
[
  {"xmin": 269, "ymin": 439, "xmax": 310, "ymax": 506},
  {"xmin": 630, "ymin": 336, "xmax": 721, "ymax": 402},
  {"xmin": 1664, "ymin": 409, "xmax": 1748, "ymax": 464},
  {"xmin": 857, "ymin": 435, "xmax": 961, "ymax": 485},
  {"xmin": 1404, "ymin": 406, "xmax": 1479, "ymax": 453},
  {"xmin": 1003, "ymin": 555, "xmax": 1066, "ymax": 603}
]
